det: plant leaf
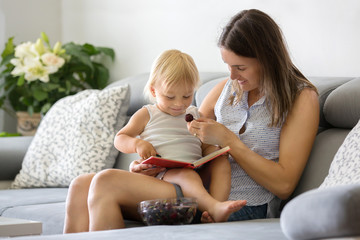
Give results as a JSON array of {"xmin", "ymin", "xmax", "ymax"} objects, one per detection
[
  {"xmin": 33, "ymin": 88, "xmax": 48, "ymax": 101},
  {"xmin": 41, "ymin": 103, "xmax": 52, "ymax": 114},
  {"xmin": 96, "ymin": 47, "xmax": 115, "ymax": 61},
  {"xmin": 41, "ymin": 32, "xmax": 50, "ymax": 46},
  {"xmin": 94, "ymin": 63, "xmax": 109, "ymax": 89},
  {"xmin": 82, "ymin": 43, "xmax": 99, "ymax": 55},
  {"xmin": 1, "ymin": 37, "xmax": 14, "ymax": 60},
  {"xmin": 17, "ymin": 75, "xmax": 25, "ymax": 86},
  {"xmin": 64, "ymin": 42, "xmax": 94, "ymax": 72},
  {"xmin": 0, "ymin": 54, "xmax": 15, "ymax": 68}
]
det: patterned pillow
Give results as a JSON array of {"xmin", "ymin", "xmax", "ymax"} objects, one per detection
[
  {"xmin": 11, "ymin": 85, "xmax": 129, "ymax": 188},
  {"xmin": 320, "ymin": 119, "xmax": 360, "ymax": 188}
]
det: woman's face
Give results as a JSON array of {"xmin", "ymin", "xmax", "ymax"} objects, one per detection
[{"xmin": 220, "ymin": 48, "xmax": 261, "ymax": 94}]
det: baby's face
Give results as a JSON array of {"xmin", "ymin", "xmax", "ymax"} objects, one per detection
[{"xmin": 152, "ymin": 82, "xmax": 194, "ymax": 117}]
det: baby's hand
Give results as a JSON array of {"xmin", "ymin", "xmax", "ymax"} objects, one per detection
[{"xmin": 136, "ymin": 139, "xmax": 158, "ymax": 160}]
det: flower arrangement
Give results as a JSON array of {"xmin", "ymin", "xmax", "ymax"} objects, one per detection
[{"xmin": 0, "ymin": 32, "xmax": 114, "ymax": 115}]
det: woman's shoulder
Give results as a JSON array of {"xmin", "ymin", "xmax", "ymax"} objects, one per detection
[
  {"xmin": 213, "ymin": 78, "xmax": 229, "ymax": 92},
  {"xmin": 296, "ymin": 87, "xmax": 318, "ymax": 103}
]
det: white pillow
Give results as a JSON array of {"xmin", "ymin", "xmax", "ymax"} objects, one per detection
[
  {"xmin": 320, "ymin": 119, "xmax": 360, "ymax": 189},
  {"xmin": 11, "ymin": 85, "xmax": 130, "ymax": 188}
]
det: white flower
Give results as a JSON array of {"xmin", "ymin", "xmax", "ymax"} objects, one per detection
[
  {"xmin": 10, "ymin": 58, "xmax": 26, "ymax": 76},
  {"xmin": 22, "ymin": 57, "xmax": 54, "ymax": 83},
  {"xmin": 14, "ymin": 42, "xmax": 36, "ymax": 59},
  {"xmin": 10, "ymin": 40, "xmax": 65, "ymax": 83},
  {"xmin": 34, "ymin": 38, "xmax": 46, "ymax": 55},
  {"xmin": 41, "ymin": 52, "xmax": 65, "ymax": 69}
]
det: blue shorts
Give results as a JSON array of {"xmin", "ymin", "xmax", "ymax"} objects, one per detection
[{"xmin": 227, "ymin": 204, "xmax": 268, "ymax": 221}]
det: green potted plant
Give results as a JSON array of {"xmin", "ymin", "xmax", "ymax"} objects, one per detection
[{"xmin": 0, "ymin": 32, "xmax": 115, "ymax": 135}]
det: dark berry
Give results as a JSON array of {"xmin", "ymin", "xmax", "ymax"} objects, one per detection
[{"xmin": 185, "ymin": 113, "xmax": 194, "ymax": 122}]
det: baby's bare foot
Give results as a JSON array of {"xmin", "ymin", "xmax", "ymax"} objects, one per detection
[
  {"xmin": 211, "ymin": 200, "xmax": 247, "ymax": 222},
  {"xmin": 201, "ymin": 211, "xmax": 214, "ymax": 223}
]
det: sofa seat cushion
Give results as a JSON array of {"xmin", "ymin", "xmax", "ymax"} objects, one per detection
[
  {"xmin": 280, "ymin": 183, "xmax": 360, "ymax": 240},
  {"xmin": 7, "ymin": 219, "xmax": 287, "ymax": 240},
  {"xmin": 11, "ymin": 85, "xmax": 130, "ymax": 188},
  {"xmin": 2, "ymin": 201, "xmax": 66, "ymax": 235},
  {"xmin": 0, "ymin": 188, "xmax": 68, "ymax": 215}
]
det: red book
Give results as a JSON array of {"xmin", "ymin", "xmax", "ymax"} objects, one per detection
[{"xmin": 142, "ymin": 146, "xmax": 230, "ymax": 169}]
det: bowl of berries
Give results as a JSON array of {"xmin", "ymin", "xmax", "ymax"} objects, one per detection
[{"xmin": 138, "ymin": 197, "xmax": 198, "ymax": 225}]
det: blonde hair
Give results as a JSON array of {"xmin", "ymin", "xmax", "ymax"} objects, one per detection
[{"xmin": 144, "ymin": 49, "xmax": 200, "ymax": 102}]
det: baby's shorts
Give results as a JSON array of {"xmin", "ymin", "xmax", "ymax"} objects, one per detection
[
  {"xmin": 155, "ymin": 170, "xmax": 184, "ymax": 198},
  {"xmin": 172, "ymin": 183, "xmax": 184, "ymax": 198}
]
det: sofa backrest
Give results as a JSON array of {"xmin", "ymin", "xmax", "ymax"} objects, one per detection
[
  {"xmin": 291, "ymin": 77, "xmax": 360, "ymax": 198},
  {"xmin": 106, "ymin": 72, "xmax": 228, "ymax": 116},
  {"xmin": 111, "ymin": 73, "xmax": 360, "ymax": 199}
]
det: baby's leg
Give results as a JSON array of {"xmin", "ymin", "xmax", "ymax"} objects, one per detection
[
  {"xmin": 163, "ymin": 168, "xmax": 245, "ymax": 222},
  {"xmin": 206, "ymin": 156, "xmax": 231, "ymax": 201}
]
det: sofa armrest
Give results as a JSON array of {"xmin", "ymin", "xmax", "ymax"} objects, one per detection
[{"xmin": 0, "ymin": 136, "xmax": 33, "ymax": 180}]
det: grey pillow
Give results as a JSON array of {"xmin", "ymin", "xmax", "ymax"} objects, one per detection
[
  {"xmin": 323, "ymin": 77, "xmax": 360, "ymax": 128},
  {"xmin": 280, "ymin": 183, "xmax": 360, "ymax": 240}
]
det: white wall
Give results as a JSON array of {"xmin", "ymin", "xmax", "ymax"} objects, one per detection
[
  {"xmin": 61, "ymin": 0, "xmax": 360, "ymax": 81},
  {"xmin": 1, "ymin": 0, "xmax": 360, "ymax": 131}
]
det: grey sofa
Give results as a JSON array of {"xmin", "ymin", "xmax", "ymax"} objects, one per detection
[{"xmin": 0, "ymin": 72, "xmax": 359, "ymax": 240}]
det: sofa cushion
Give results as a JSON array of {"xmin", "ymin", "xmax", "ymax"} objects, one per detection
[
  {"xmin": 280, "ymin": 183, "xmax": 360, "ymax": 240},
  {"xmin": 319, "ymin": 119, "xmax": 360, "ymax": 189},
  {"xmin": 2, "ymin": 201, "xmax": 66, "ymax": 235},
  {"xmin": 308, "ymin": 76, "xmax": 353, "ymax": 130},
  {"xmin": 323, "ymin": 77, "xmax": 360, "ymax": 128},
  {"xmin": 11, "ymin": 85, "xmax": 130, "ymax": 188},
  {"xmin": 289, "ymin": 128, "xmax": 350, "ymax": 199},
  {"xmin": 7, "ymin": 219, "xmax": 287, "ymax": 240},
  {"xmin": 0, "ymin": 188, "xmax": 68, "ymax": 215}
]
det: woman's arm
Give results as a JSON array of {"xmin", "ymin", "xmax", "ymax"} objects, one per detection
[{"xmin": 193, "ymin": 86, "xmax": 319, "ymax": 200}]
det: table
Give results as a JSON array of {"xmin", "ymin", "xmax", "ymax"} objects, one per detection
[{"xmin": 0, "ymin": 217, "xmax": 42, "ymax": 237}]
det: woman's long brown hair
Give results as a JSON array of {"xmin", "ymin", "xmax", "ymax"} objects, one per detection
[{"xmin": 219, "ymin": 9, "xmax": 317, "ymax": 127}]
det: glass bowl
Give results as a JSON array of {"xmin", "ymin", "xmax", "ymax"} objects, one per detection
[{"xmin": 138, "ymin": 197, "xmax": 197, "ymax": 225}]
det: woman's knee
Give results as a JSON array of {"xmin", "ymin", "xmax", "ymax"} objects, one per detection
[
  {"xmin": 68, "ymin": 173, "xmax": 95, "ymax": 195},
  {"xmin": 88, "ymin": 169, "xmax": 128, "ymax": 204},
  {"xmin": 90, "ymin": 169, "xmax": 127, "ymax": 190}
]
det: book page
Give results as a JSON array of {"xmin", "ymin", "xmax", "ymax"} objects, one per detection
[{"xmin": 193, "ymin": 146, "xmax": 230, "ymax": 167}]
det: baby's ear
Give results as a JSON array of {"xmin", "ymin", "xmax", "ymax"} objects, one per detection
[{"xmin": 150, "ymin": 86, "xmax": 156, "ymax": 97}]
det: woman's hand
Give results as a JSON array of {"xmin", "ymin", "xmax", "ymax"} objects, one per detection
[
  {"xmin": 129, "ymin": 159, "xmax": 166, "ymax": 177},
  {"xmin": 188, "ymin": 117, "xmax": 237, "ymax": 147}
]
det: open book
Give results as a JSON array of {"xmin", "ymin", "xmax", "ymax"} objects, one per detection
[{"xmin": 142, "ymin": 146, "xmax": 230, "ymax": 169}]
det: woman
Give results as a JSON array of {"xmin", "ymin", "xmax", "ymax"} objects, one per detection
[
  {"xmin": 63, "ymin": 9, "xmax": 319, "ymax": 232},
  {"xmin": 190, "ymin": 9, "xmax": 319, "ymax": 221}
]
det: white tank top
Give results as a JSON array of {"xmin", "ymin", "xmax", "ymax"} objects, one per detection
[{"xmin": 140, "ymin": 104, "xmax": 202, "ymax": 162}]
